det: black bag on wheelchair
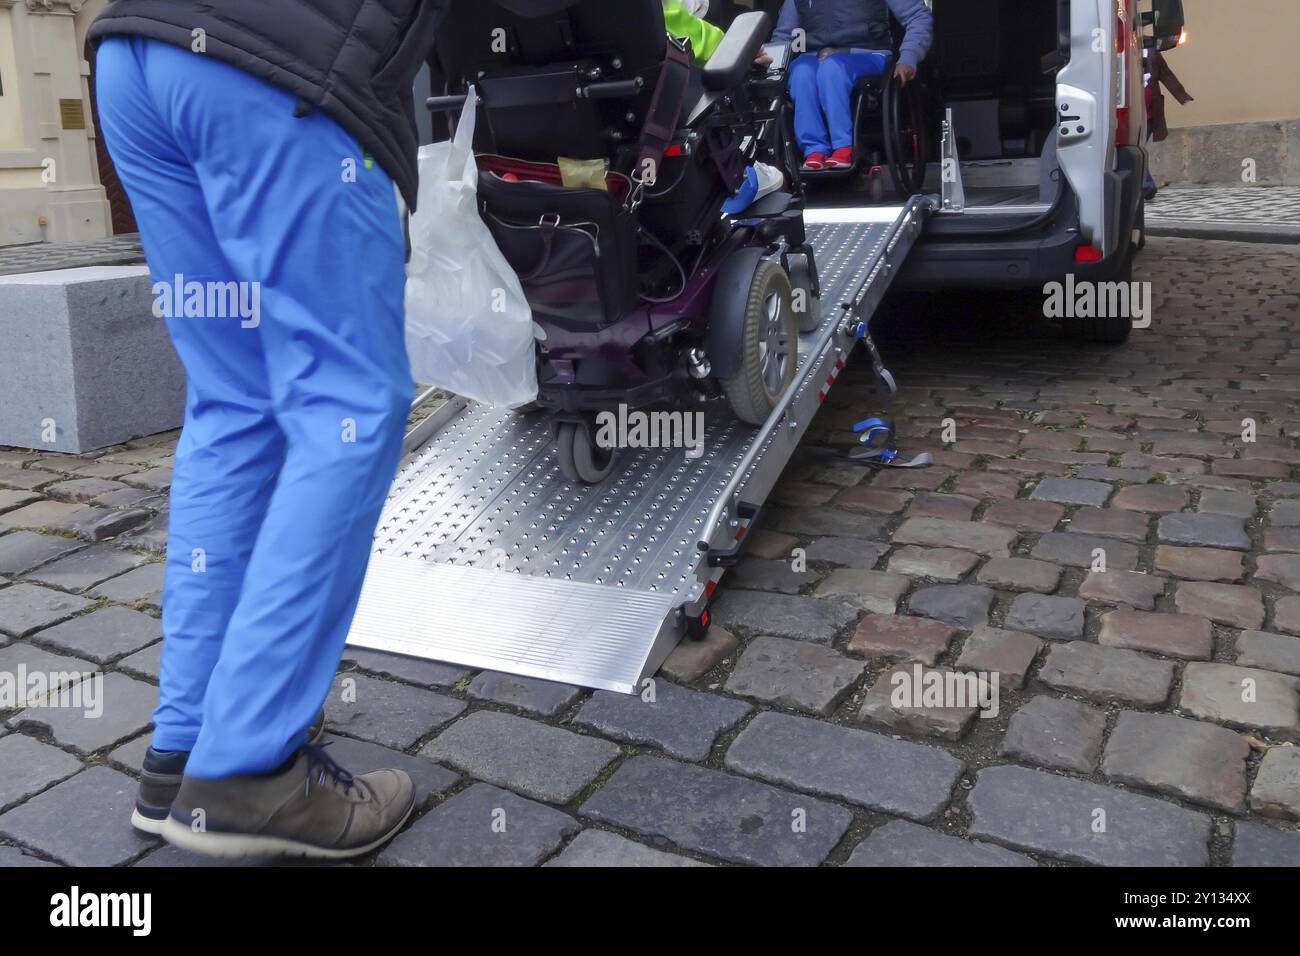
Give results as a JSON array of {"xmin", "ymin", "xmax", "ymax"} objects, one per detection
[{"xmin": 476, "ymin": 155, "xmax": 640, "ymax": 331}]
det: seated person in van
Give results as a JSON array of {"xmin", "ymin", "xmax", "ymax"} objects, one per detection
[{"xmin": 771, "ymin": 0, "xmax": 933, "ymax": 170}]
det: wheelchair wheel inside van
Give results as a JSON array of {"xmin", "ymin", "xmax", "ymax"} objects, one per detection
[
  {"xmin": 722, "ymin": 260, "xmax": 798, "ymax": 425},
  {"xmin": 556, "ymin": 420, "xmax": 616, "ymax": 484},
  {"xmin": 882, "ymin": 75, "xmax": 929, "ymax": 197}
]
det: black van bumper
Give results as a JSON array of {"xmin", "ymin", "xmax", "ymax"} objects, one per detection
[{"xmin": 899, "ymin": 145, "xmax": 1147, "ymax": 289}]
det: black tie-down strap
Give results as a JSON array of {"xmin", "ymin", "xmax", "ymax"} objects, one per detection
[{"xmin": 632, "ymin": 36, "xmax": 693, "ymax": 195}]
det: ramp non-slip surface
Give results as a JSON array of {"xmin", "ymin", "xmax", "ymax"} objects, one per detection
[{"xmin": 347, "ymin": 206, "xmax": 914, "ymax": 691}]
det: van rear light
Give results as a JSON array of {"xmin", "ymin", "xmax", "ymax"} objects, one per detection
[
  {"xmin": 1075, "ymin": 245, "xmax": 1104, "ymax": 263},
  {"xmin": 1115, "ymin": 0, "xmax": 1134, "ymax": 146},
  {"xmin": 1116, "ymin": 106, "xmax": 1132, "ymax": 145}
]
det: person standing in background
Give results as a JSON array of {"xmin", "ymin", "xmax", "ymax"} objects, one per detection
[{"xmin": 1144, "ymin": 47, "xmax": 1194, "ymax": 200}]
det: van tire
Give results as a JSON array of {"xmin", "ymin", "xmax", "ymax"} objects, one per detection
[
  {"xmin": 1064, "ymin": 247, "xmax": 1134, "ymax": 345},
  {"xmin": 1070, "ymin": 309, "xmax": 1133, "ymax": 345}
]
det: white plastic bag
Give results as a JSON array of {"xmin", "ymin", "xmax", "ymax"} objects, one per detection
[{"xmin": 404, "ymin": 87, "xmax": 538, "ymax": 407}]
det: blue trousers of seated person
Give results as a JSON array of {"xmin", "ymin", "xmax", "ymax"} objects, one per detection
[
  {"xmin": 94, "ymin": 35, "xmax": 413, "ymax": 779},
  {"xmin": 788, "ymin": 50, "xmax": 890, "ymax": 157}
]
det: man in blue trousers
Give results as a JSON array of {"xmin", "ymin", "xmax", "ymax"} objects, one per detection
[
  {"xmin": 89, "ymin": 0, "xmax": 447, "ymax": 858},
  {"xmin": 771, "ymin": 0, "xmax": 933, "ymax": 171}
]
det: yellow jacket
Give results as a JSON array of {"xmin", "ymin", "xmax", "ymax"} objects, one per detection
[{"xmin": 662, "ymin": 0, "xmax": 725, "ymax": 63}]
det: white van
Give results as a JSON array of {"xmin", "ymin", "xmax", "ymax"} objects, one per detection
[{"xmin": 893, "ymin": 0, "xmax": 1182, "ymax": 343}]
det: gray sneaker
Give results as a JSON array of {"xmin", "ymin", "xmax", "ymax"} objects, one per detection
[
  {"xmin": 131, "ymin": 709, "xmax": 326, "ymax": 836},
  {"xmin": 160, "ymin": 744, "xmax": 415, "ymax": 860}
]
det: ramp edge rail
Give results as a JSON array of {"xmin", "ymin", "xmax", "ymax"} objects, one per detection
[{"xmin": 692, "ymin": 196, "xmax": 933, "ymax": 571}]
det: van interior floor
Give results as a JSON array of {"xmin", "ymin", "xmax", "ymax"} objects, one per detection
[{"xmin": 959, "ymin": 185, "xmax": 1042, "ymax": 207}]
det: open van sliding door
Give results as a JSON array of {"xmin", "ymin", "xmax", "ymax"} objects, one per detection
[{"xmin": 1054, "ymin": 0, "xmax": 1118, "ymax": 257}]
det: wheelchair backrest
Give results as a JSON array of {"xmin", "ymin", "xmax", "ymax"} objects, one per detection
[{"xmin": 433, "ymin": 0, "xmax": 672, "ymax": 168}]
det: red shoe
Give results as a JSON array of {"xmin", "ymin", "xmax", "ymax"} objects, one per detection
[
  {"xmin": 801, "ymin": 151, "xmax": 826, "ymax": 171},
  {"xmin": 826, "ymin": 147, "xmax": 854, "ymax": 168}
]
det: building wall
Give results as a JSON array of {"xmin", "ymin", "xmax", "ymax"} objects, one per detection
[
  {"xmin": 1163, "ymin": 0, "xmax": 1300, "ymax": 130},
  {"xmin": 0, "ymin": 0, "xmax": 111, "ymax": 247},
  {"xmin": 0, "ymin": 7, "xmax": 25, "ymax": 151},
  {"xmin": 1149, "ymin": 0, "xmax": 1300, "ymax": 185},
  {"xmin": 1148, "ymin": 0, "xmax": 1300, "ymax": 185}
]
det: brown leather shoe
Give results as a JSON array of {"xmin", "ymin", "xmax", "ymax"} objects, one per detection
[{"xmin": 161, "ymin": 744, "xmax": 414, "ymax": 859}]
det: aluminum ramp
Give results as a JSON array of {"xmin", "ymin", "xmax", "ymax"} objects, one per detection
[{"xmin": 346, "ymin": 196, "xmax": 933, "ymax": 692}]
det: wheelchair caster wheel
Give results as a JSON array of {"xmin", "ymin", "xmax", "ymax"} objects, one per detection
[{"xmin": 556, "ymin": 421, "xmax": 616, "ymax": 484}]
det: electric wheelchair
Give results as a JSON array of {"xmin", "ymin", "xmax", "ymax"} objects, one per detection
[{"xmin": 428, "ymin": 0, "xmax": 818, "ymax": 483}]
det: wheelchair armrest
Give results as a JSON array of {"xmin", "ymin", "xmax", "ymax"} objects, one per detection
[{"xmin": 701, "ymin": 10, "xmax": 771, "ymax": 92}]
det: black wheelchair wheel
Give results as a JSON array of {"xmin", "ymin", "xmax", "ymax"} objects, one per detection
[
  {"xmin": 882, "ymin": 75, "xmax": 929, "ymax": 197},
  {"xmin": 721, "ymin": 260, "xmax": 798, "ymax": 425},
  {"xmin": 787, "ymin": 252, "xmax": 821, "ymax": 334}
]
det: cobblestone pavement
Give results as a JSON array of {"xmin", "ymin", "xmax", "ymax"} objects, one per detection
[
  {"xmin": 1146, "ymin": 185, "xmax": 1300, "ymax": 227},
  {"xmin": 1147, "ymin": 185, "xmax": 1300, "ymax": 242},
  {"xmin": 2, "ymin": 237, "xmax": 1299, "ymax": 867}
]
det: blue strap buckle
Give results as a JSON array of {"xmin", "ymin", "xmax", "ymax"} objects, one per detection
[{"xmin": 853, "ymin": 416, "xmax": 891, "ymax": 446}]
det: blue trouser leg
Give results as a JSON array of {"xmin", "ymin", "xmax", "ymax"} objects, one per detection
[
  {"xmin": 788, "ymin": 53, "xmax": 831, "ymax": 156},
  {"xmin": 814, "ymin": 51, "xmax": 890, "ymax": 151},
  {"xmin": 95, "ymin": 37, "xmax": 282, "ymax": 755},
  {"xmin": 95, "ymin": 36, "xmax": 413, "ymax": 778}
]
